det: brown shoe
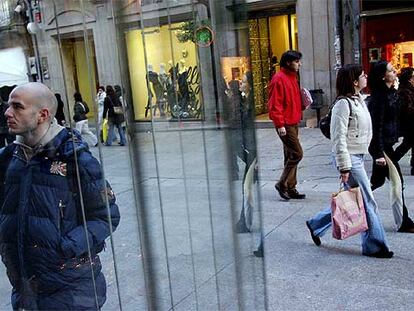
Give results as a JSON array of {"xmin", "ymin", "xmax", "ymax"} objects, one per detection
[
  {"xmin": 288, "ymin": 189, "xmax": 306, "ymax": 199},
  {"xmin": 275, "ymin": 184, "xmax": 290, "ymax": 200}
]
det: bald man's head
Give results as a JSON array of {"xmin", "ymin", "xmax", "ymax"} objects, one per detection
[{"xmin": 10, "ymin": 82, "xmax": 58, "ymax": 118}]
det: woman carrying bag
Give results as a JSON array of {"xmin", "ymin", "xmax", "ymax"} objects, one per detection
[
  {"xmin": 103, "ymin": 85, "xmax": 126, "ymax": 146},
  {"xmin": 306, "ymin": 64, "xmax": 393, "ymax": 258},
  {"xmin": 368, "ymin": 61, "xmax": 414, "ymax": 233}
]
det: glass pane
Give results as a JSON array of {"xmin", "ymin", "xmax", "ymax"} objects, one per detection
[{"xmin": 0, "ymin": 1, "xmax": 266, "ymax": 310}]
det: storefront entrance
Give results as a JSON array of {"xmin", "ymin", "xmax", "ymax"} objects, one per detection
[{"xmin": 61, "ymin": 36, "xmax": 98, "ymax": 119}]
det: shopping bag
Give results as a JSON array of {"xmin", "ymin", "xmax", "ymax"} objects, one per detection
[
  {"xmin": 331, "ymin": 184, "xmax": 368, "ymax": 240},
  {"xmin": 300, "ymin": 87, "xmax": 313, "ymax": 110},
  {"xmin": 102, "ymin": 119, "xmax": 108, "ymax": 142}
]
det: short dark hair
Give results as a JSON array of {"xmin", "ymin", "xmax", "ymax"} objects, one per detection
[
  {"xmin": 73, "ymin": 92, "xmax": 83, "ymax": 102},
  {"xmin": 106, "ymin": 85, "xmax": 114, "ymax": 96},
  {"xmin": 336, "ymin": 64, "xmax": 363, "ymax": 97},
  {"xmin": 280, "ymin": 50, "xmax": 302, "ymax": 68},
  {"xmin": 399, "ymin": 67, "xmax": 414, "ymax": 86},
  {"xmin": 367, "ymin": 60, "xmax": 388, "ymax": 91}
]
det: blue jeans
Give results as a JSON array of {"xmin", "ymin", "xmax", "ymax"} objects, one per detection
[
  {"xmin": 307, "ymin": 154, "xmax": 390, "ymax": 255},
  {"xmin": 106, "ymin": 122, "xmax": 126, "ymax": 146}
]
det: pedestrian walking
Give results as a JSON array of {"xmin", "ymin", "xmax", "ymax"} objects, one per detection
[
  {"xmin": 54, "ymin": 93, "xmax": 66, "ymax": 126},
  {"xmin": 0, "ymin": 82, "xmax": 120, "ymax": 310},
  {"xmin": 103, "ymin": 85, "xmax": 126, "ymax": 146},
  {"xmin": 394, "ymin": 67, "xmax": 414, "ymax": 175},
  {"xmin": 367, "ymin": 61, "xmax": 414, "ymax": 233},
  {"xmin": 306, "ymin": 64, "xmax": 393, "ymax": 258},
  {"xmin": 96, "ymin": 86, "xmax": 106, "ymax": 142},
  {"xmin": 73, "ymin": 91, "xmax": 98, "ymax": 147},
  {"xmin": 268, "ymin": 50, "xmax": 306, "ymax": 200}
]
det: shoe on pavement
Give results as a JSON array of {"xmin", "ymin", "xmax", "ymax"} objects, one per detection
[
  {"xmin": 305, "ymin": 221, "xmax": 321, "ymax": 246},
  {"xmin": 253, "ymin": 248, "xmax": 264, "ymax": 258},
  {"xmin": 288, "ymin": 189, "xmax": 306, "ymax": 199},
  {"xmin": 397, "ymin": 225, "xmax": 414, "ymax": 233},
  {"xmin": 275, "ymin": 183, "xmax": 290, "ymax": 200},
  {"xmin": 364, "ymin": 249, "xmax": 394, "ymax": 259}
]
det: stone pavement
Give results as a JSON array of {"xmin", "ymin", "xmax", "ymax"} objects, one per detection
[{"xmin": 0, "ymin": 126, "xmax": 413, "ymax": 310}]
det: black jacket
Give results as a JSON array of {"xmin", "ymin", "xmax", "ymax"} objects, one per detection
[
  {"xmin": 368, "ymin": 87, "xmax": 400, "ymax": 159},
  {"xmin": 398, "ymin": 83, "xmax": 414, "ymax": 137}
]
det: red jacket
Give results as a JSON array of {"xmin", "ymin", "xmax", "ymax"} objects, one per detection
[{"xmin": 268, "ymin": 68, "xmax": 302, "ymax": 128}]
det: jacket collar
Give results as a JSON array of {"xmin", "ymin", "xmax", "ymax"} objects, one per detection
[{"xmin": 281, "ymin": 68, "xmax": 298, "ymax": 77}]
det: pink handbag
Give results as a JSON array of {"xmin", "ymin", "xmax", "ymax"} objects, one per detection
[
  {"xmin": 300, "ymin": 87, "xmax": 313, "ymax": 110},
  {"xmin": 331, "ymin": 185, "xmax": 369, "ymax": 240}
]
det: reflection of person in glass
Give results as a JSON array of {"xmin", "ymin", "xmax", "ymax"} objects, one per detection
[
  {"xmin": 235, "ymin": 72, "xmax": 257, "ymax": 234},
  {"xmin": 103, "ymin": 85, "xmax": 126, "ymax": 146},
  {"xmin": 96, "ymin": 86, "xmax": 106, "ymax": 141},
  {"xmin": 0, "ymin": 82, "xmax": 120, "ymax": 310},
  {"xmin": 73, "ymin": 92, "xmax": 98, "ymax": 147},
  {"xmin": 54, "ymin": 93, "xmax": 66, "ymax": 126}
]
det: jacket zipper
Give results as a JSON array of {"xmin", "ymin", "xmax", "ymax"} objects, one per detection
[{"xmin": 58, "ymin": 200, "xmax": 64, "ymax": 233}]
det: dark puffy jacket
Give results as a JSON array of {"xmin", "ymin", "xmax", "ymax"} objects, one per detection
[
  {"xmin": 367, "ymin": 87, "xmax": 400, "ymax": 159},
  {"xmin": 398, "ymin": 83, "xmax": 414, "ymax": 138},
  {"xmin": 0, "ymin": 128, "xmax": 120, "ymax": 310}
]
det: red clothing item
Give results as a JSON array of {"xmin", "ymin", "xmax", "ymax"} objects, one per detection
[{"xmin": 268, "ymin": 68, "xmax": 302, "ymax": 128}]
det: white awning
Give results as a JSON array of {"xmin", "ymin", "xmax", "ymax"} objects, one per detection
[{"xmin": 0, "ymin": 47, "xmax": 29, "ymax": 88}]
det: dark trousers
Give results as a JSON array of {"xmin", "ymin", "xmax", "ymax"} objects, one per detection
[
  {"xmin": 276, "ymin": 125, "xmax": 303, "ymax": 190},
  {"xmin": 371, "ymin": 145, "xmax": 414, "ymax": 227},
  {"xmin": 394, "ymin": 135, "xmax": 414, "ymax": 168}
]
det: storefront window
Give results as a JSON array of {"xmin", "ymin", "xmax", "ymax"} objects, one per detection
[{"xmin": 125, "ymin": 22, "xmax": 201, "ymax": 121}]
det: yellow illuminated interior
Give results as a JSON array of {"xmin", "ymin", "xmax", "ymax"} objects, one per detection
[
  {"xmin": 74, "ymin": 40, "xmax": 97, "ymax": 119},
  {"xmin": 126, "ymin": 23, "xmax": 198, "ymax": 120}
]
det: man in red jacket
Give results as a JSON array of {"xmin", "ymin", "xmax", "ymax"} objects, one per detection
[{"xmin": 268, "ymin": 50, "xmax": 305, "ymax": 200}]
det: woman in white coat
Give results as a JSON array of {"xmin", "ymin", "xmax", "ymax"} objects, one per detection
[{"xmin": 306, "ymin": 64, "xmax": 393, "ymax": 258}]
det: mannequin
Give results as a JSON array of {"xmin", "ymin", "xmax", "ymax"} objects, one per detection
[
  {"xmin": 178, "ymin": 59, "xmax": 188, "ymax": 74},
  {"xmin": 147, "ymin": 68, "xmax": 165, "ymax": 117},
  {"xmin": 145, "ymin": 64, "xmax": 155, "ymax": 118},
  {"xmin": 178, "ymin": 59, "xmax": 190, "ymax": 112}
]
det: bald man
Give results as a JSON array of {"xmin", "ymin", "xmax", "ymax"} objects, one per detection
[{"xmin": 0, "ymin": 82, "xmax": 120, "ymax": 310}]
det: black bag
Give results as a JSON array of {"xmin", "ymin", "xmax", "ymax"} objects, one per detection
[{"xmin": 319, "ymin": 96, "xmax": 352, "ymax": 139}]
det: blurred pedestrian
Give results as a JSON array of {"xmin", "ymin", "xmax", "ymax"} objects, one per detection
[
  {"xmin": 73, "ymin": 92, "xmax": 98, "ymax": 147},
  {"xmin": 268, "ymin": 50, "xmax": 306, "ymax": 200},
  {"xmin": 306, "ymin": 64, "xmax": 393, "ymax": 258},
  {"xmin": 367, "ymin": 60, "xmax": 414, "ymax": 233},
  {"xmin": 0, "ymin": 86, "xmax": 15, "ymax": 147},
  {"xmin": 54, "ymin": 93, "xmax": 66, "ymax": 126},
  {"xmin": 96, "ymin": 86, "xmax": 106, "ymax": 142},
  {"xmin": 103, "ymin": 85, "xmax": 126, "ymax": 146},
  {"xmin": 235, "ymin": 72, "xmax": 258, "ymax": 233},
  {"xmin": 394, "ymin": 67, "xmax": 414, "ymax": 175}
]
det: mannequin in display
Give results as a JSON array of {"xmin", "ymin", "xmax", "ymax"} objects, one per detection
[
  {"xmin": 145, "ymin": 64, "xmax": 154, "ymax": 117},
  {"xmin": 146, "ymin": 65, "xmax": 165, "ymax": 117},
  {"xmin": 158, "ymin": 63, "xmax": 169, "ymax": 114},
  {"xmin": 167, "ymin": 62, "xmax": 179, "ymax": 117},
  {"xmin": 177, "ymin": 59, "xmax": 190, "ymax": 112}
]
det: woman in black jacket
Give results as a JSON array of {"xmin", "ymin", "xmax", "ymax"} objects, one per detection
[
  {"xmin": 368, "ymin": 60, "xmax": 414, "ymax": 233},
  {"xmin": 103, "ymin": 85, "xmax": 126, "ymax": 146},
  {"xmin": 394, "ymin": 67, "xmax": 414, "ymax": 175}
]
